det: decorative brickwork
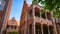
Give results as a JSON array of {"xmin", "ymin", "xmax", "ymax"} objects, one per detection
[{"xmin": 19, "ymin": 0, "xmax": 58, "ymax": 34}]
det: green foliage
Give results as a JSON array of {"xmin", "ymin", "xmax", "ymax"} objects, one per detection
[
  {"xmin": 32, "ymin": 0, "xmax": 60, "ymax": 10},
  {"xmin": 8, "ymin": 31, "xmax": 18, "ymax": 34},
  {"xmin": 40, "ymin": 10, "xmax": 45, "ymax": 15},
  {"xmin": 32, "ymin": 0, "xmax": 60, "ymax": 18},
  {"xmin": 54, "ymin": 8, "xmax": 60, "ymax": 18}
]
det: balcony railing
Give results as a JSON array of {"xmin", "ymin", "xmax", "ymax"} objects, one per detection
[{"xmin": 34, "ymin": 16, "xmax": 53, "ymax": 25}]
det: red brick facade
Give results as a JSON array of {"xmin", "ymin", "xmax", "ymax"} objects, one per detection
[
  {"xmin": 0, "ymin": 0, "xmax": 12, "ymax": 34},
  {"xmin": 6, "ymin": 17, "xmax": 19, "ymax": 34},
  {"xmin": 19, "ymin": 0, "xmax": 58, "ymax": 34}
]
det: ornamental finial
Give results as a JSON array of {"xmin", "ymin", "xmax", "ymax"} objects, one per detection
[{"xmin": 24, "ymin": 0, "xmax": 26, "ymax": 1}]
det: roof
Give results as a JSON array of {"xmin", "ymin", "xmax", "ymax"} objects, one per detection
[{"xmin": 8, "ymin": 17, "xmax": 20, "ymax": 26}]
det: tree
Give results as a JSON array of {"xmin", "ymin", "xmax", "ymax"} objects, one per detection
[{"xmin": 32, "ymin": 0, "xmax": 60, "ymax": 18}]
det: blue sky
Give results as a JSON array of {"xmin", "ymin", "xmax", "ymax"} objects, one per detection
[{"xmin": 9, "ymin": 0, "xmax": 32, "ymax": 20}]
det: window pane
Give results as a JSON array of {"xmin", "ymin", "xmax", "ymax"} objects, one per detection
[{"xmin": 0, "ymin": 1, "xmax": 5, "ymax": 11}]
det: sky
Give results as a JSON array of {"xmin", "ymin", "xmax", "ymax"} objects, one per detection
[{"xmin": 9, "ymin": 0, "xmax": 32, "ymax": 20}]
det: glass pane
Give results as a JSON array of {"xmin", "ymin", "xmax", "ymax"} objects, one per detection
[
  {"xmin": 0, "ymin": 1, "xmax": 5, "ymax": 11},
  {"xmin": 0, "ymin": 2, "xmax": 1, "ymax": 4}
]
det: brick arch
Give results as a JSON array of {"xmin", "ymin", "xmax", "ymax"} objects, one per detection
[
  {"xmin": 29, "ymin": 23, "xmax": 32, "ymax": 34},
  {"xmin": 35, "ymin": 22, "xmax": 41, "ymax": 25},
  {"xmin": 29, "ymin": 22, "xmax": 42, "ymax": 34},
  {"xmin": 35, "ymin": 7, "xmax": 40, "ymax": 12},
  {"xmin": 43, "ymin": 24, "xmax": 48, "ymax": 26},
  {"xmin": 46, "ymin": 12, "xmax": 51, "ymax": 20},
  {"xmin": 49, "ymin": 25, "xmax": 54, "ymax": 34},
  {"xmin": 43, "ymin": 24, "xmax": 48, "ymax": 34},
  {"xmin": 35, "ymin": 7, "xmax": 40, "ymax": 17},
  {"xmin": 35, "ymin": 23, "xmax": 42, "ymax": 34}
]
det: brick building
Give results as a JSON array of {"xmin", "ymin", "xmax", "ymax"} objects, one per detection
[
  {"xmin": 19, "ymin": 0, "xmax": 58, "ymax": 34},
  {"xmin": 6, "ymin": 17, "xmax": 19, "ymax": 34},
  {"xmin": 0, "ymin": 0, "xmax": 12, "ymax": 34}
]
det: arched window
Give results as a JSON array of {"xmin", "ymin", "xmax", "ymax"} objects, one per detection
[
  {"xmin": 35, "ymin": 7, "xmax": 40, "ymax": 17},
  {"xmin": 43, "ymin": 24, "xmax": 48, "ymax": 34},
  {"xmin": 49, "ymin": 25, "xmax": 54, "ymax": 34},
  {"xmin": 29, "ymin": 24, "xmax": 32, "ymax": 34},
  {"xmin": 35, "ymin": 23, "xmax": 42, "ymax": 34},
  {"xmin": 28, "ymin": 9, "xmax": 32, "ymax": 19}
]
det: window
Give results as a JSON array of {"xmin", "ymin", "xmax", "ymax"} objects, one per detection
[
  {"xmin": 12, "ymin": 21, "xmax": 15, "ymax": 24},
  {"xmin": 28, "ymin": 9, "xmax": 32, "ymax": 19},
  {"xmin": 28, "ymin": 12, "xmax": 31, "ymax": 18},
  {"xmin": 46, "ymin": 12, "xmax": 51, "ymax": 20},
  {"xmin": 55, "ymin": 17, "xmax": 58, "ymax": 23},
  {"xmin": 6, "ymin": 25, "xmax": 10, "ymax": 30},
  {"xmin": 41, "ymin": 12, "xmax": 46, "ymax": 19},
  {"xmin": 35, "ymin": 8, "xmax": 40, "ymax": 17},
  {"xmin": 0, "ymin": 1, "xmax": 5, "ymax": 11},
  {"xmin": 12, "ymin": 22, "xmax": 14, "ymax": 24},
  {"xmin": 11, "ymin": 26, "xmax": 13, "ymax": 29},
  {"xmin": 14, "ymin": 26, "xmax": 17, "ymax": 29},
  {"xmin": 0, "ymin": 2, "xmax": 1, "ymax": 4}
]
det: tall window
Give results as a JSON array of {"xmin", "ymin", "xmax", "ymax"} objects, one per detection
[
  {"xmin": 29, "ymin": 24, "xmax": 32, "ymax": 34},
  {"xmin": 41, "ymin": 12, "xmax": 46, "ymax": 19},
  {"xmin": 43, "ymin": 25, "xmax": 48, "ymax": 34},
  {"xmin": 35, "ymin": 23, "xmax": 42, "ymax": 34},
  {"xmin": 46, "ymin": 12, "xmax": 51, "ymax": 20},
  {"xmin": 49, "ymin": 26, "xmax": 54, "ymax": 34},
  {"xmin": 28, "ymin": 9, "xmax": 32, "ymax": 19},
  {"xmin": 6, "ymin": 25, "xmax": 10, "ymax": 30},
  {"xmin": 35, "ymin": 8, "xmax": 40, "ymax": 17},
  {"xmin": 14, "ymin": 26, "xmax": 17, "ymax": 29},
  {"xmin": 55, "ymin": 17, "xmax": 58, "ymax": 23}
]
